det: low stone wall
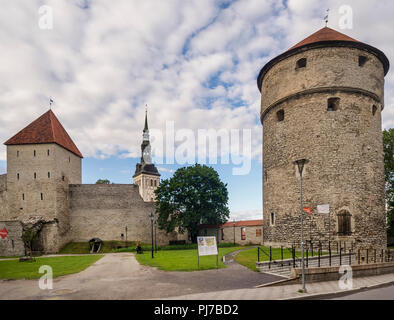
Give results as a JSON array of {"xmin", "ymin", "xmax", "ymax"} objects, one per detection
[
  {"xmin": 0, "ymin": 221, "xmax": 25, "ymax": 256},
  {"xmin": 290, "ymin": 261, "xmax": 394, "ymax": 283}
]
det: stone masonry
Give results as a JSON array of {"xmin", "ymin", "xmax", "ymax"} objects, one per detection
[
  {"xmin": 0, "ymin": 110, "xmax": 185, "ymax": 256},
  {"xmin": 258, "ymin": 27, "xmax": 389, "ymax": 250}
]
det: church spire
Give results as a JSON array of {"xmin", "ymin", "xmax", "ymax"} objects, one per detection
[
  {"xmin": 143, "ymin": 106, "xmax": 149, "ymax": 142},
  {"xmin": 144, "ymin": 107, "xmax": 148, "ymax": 132}
]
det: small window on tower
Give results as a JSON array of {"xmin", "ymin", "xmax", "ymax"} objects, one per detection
[
  {"xmin": 17, "ymin": 151, "xmax": 19, "ymax": 157},
  {"xmin": 34, "ymin": 150, "xmax": 36, "ymax": 157},
  {"xmin": 41, "ymin": 193, "xmax": 43, "ymax": 201},
  {"xmin": 47, "ymin": 149, "xmax": 50, "ymax": 156},
  {"xmin": 372, "ymin": 105, "xmax": 377, "ymax": 116},
  {"xmin": 151, "ymin": 179, "xmax": 153, "ymax": 187},
  {"xmin": 296, "ymin": 58, "xmax": 307, "ymax": 69},
  {"xmin": 277, "ymin": 109, "xmax": 284, "ymax": 122},
  {"xmin": 69, "ymin": 156, "xmax": 71, "ymax": 163},
  {"xmin": 34, "ymin": 172, "xmax": 37, "ymax": 179},
  {"xmin": 17, "ymin": 173, "xmax": 19, "ymax": 180},
  {"xmin": 48, "ymin": 172, "xmax": 50, "ymax": 179},
  {"xmin": 359, "ymin": 55, "xmax": 368, "ymax": 67},
  {"xmin": 22, "ymin": 193, "xmax": 25, "ymax": 201},
  {"xmin": 62, "ymin": 176, "xmax": 65, "ymax": 181},
  {"xmin": 271, "ymin": 212, "xmax": 275, "ymax": 226},
  {"xmin": 327, "ymin": 98, "xmax": 340, "ymax": 111},
  {"xmin": 154, "ymin": 180, "xmax": 157, "ymax": 187}
]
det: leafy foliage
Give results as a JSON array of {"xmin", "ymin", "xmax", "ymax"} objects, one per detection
[
  {"xmin": 383, "ymin": 129, "xmax": 394, "ymax": 236},
  {"xmin": 155, "ymin": 164, "xmax": 230, "ymax": 242},
  {"xmin": 96, "ymin": 179, "xmax": 111, "ymax": 184}
]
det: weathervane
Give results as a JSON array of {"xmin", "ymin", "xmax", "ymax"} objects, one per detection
[
  {"xmin": 49, "ymin": 98, "xmax": 54, "ymax": 110},
  {"xmin": 324, "ymin": 8, "xmax": 330, "ymax": 26}
]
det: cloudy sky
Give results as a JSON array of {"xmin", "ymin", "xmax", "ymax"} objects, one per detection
[{"xmin": 0, "ymin": 0, "xmax": 393, "ymax": 221}]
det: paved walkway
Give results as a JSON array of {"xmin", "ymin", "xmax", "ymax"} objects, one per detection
[
  {"xmin": 2, "ymin": 252, "xmax": 393, "ymax": 300},
  {"xmin": 0, "ymin": 252, "xmax": 281, "ymax": 300},
  {"xmin": 161, "ymin": 272, "xmax": 394, "ymax": 300}
]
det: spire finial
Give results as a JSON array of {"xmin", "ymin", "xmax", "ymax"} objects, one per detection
[
  {"xmin": 49, "ymin": 98, "xmax": 54, "ymax": 110},
  {"xmin": 324, "ymin": 8, "xmax": 330, "ymax": 27}
]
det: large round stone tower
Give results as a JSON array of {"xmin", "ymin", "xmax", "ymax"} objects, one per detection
[{"xmin": 257, "ymin": 27, "xmax": 390, "ymax": 249}]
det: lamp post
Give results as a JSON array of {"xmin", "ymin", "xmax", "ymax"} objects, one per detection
[
  {"xmin": 233, "ymin": 219, "xmax": 236, "ymax": 245},
  {"xmin": 125, "ymin": 226, "xmax": 128, "ymax": 248},
  {"xmin": 149, "ymin": 212, "xmax": 154, "ymax": 259},
  {"xmin": 154, "ymin": 220, "xmax": 157, "ymax": 253},
  {"xmin": 295, "ymin": 158, "xmax": 309, "ymax": 292}
]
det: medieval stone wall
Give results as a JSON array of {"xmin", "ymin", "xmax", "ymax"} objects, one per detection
[
  {"xmin": 260, "ymin": 46, "xmax": 387, "ymax": 250},
  {"xmin": 5, "ymin": 144, "xmax": 82, "ymax": 253},
  {"xmin": 0, "ymin": 221, "xmax": 25, "ymax": 256},
  {"xmin": 68, "ymin": 184, "xmax": 179, "ymax": 245},
  {"xmin": 0, "ymin": 174, "xmax": 8, "ymax": 220},
  {"xmin": 260, "ymin": 47, "xmax": 385, "ymax": 117}
]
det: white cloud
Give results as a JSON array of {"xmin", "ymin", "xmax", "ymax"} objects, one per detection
[
  {"xmin": 0, "ymin": 0, "xmax": 393, "ymax": 165},
  {"xmin": 229, "ymin": 210, "xmax": 262, "ymax": 222}
]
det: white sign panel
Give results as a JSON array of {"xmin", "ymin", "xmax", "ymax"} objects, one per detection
[
  {"xmin": 317, "ymin": 204, "xmax": 330, "ymax": 214},
  {"xmin": 197, "ymin": 236, "xmax": 218, "ymax": 256}
]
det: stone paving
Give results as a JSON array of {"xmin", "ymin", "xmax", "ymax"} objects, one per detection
[{"xmin": 162, "ymin": 272, "xmax": 394, "ymax": 300}]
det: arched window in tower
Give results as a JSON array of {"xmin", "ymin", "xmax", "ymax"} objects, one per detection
[
  {"xmin": 151, "ymin": 179, "xmax": 153, "ymax": 187},
  {"xmin": 154, "ymin": 180, "xmax": 157, "ymax": 187},
  {"xmin": 276, "ymin": 109, "xmax": 284, "ymax": 122},
  {"xmin": 372, "ymin": 105, "xmax": 377, "ymax": 116},
  {"xmin": 359, "ymin": 55, "xmax": 368, "ymax": 67},
  {"xmin": 337, "ymin": 211, "xmax": 352, "ymax": 235},
  {"xmin": 296, "ymin": 58, "xmax": 307, "ymax": 69},
  {"xmin": 327, "ymin": 98, "xmax": 340, "ymax": 111}
]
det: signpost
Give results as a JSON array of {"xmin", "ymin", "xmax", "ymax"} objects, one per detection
[
  {"xmin": 197, "ymin": 236, "xmax": 218, "ymax": 269},
  {"xmin": 317, "ymin": 204, "xmax": 330, "ymax": 241}
]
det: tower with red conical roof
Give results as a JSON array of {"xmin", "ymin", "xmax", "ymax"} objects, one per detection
[
  {"xmin": 258, "ymin": 27, "xmax": 389, "ymax": 250},
  {"xmin": 2, "ymin": 110, "xmax": 82, "ymax": 252}
]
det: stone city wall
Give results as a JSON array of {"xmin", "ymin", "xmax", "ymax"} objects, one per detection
[{"xmin": 68, "ymin": 184, "xmax": 179, "ymax": 246}]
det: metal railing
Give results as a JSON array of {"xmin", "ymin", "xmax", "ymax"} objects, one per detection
[{"xmin": 257, "ymin": 241, "xmax": 393, "ymax": 271}]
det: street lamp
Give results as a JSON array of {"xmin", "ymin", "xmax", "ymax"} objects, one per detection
[
  {"xmin": 154, "ymin": 220, "xmax": 157, "ymax": 253},
  {"xmin": 233, "ymin": 219, "xmax": 236, "ymax": 245},
  {"xmin": 149, "ymin": 212, "xmax": 154, "ymax": 259},
  {"xmin": 125, "ymin": 226, "xmax": 128, "ymax": 248},
  {"xmin": 294, "ymin": 158, "xmax": 309, "ymax": 292}
]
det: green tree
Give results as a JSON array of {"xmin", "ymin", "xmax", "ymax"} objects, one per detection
[
  {"xmin": 155, "ymin": 164, "xmax": 230, "ymax": 242},
  {"xmin": 383, "ymin": 128, "xmax": 394, "ymax": 237},
  {"xmin": 96, "ymin": 179, "xmax": 111, "ymax": 184}
]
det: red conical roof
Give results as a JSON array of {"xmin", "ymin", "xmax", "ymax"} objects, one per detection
[
  {"xmin": 288, "ymin": 27, "xmax": 359, "ymax": 51},
  {"xmin": 4, "ymin": 110, "xmax": 83, "ymax": 158},
  {"xmin": 257, "ymin": 27, "xmax": 390, "ymax": 92}
]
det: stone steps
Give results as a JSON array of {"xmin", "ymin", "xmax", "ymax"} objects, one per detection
[{"xmin": 256, "ymin": 254, "xmax": 355, "ymax": 278}]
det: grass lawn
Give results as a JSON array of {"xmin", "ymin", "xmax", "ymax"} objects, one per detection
[
  {"xmin": 0, "ymin": 255, "xmax": 103, "ymax": 280},
  {"xmin": 234, "ymin": 247, "xmax": 322, "ymax": 272},
  {"xmin": 135, "ymin": 246, "xmax": 247, "ymax": 271}
]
